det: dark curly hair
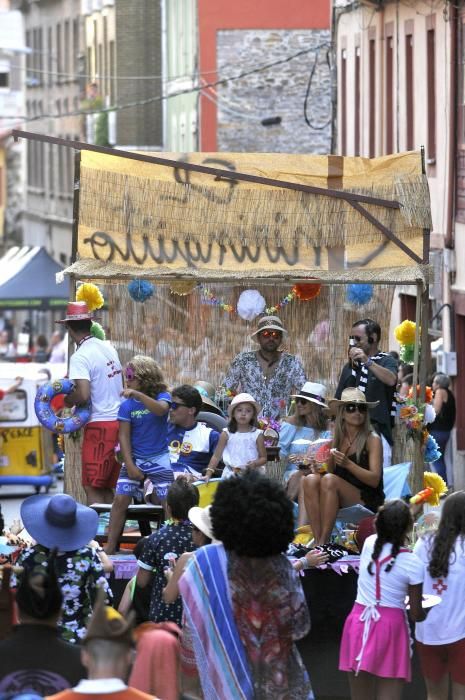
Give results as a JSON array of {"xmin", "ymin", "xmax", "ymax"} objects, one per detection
[
  {"xmin": 211, "ymin": 471, "xmax": 294, "ymax": 557},
  {"xmin": 16, "ymin": 549, "xmax": 63, "ymax": 620},
  {"xmin": 172, "ymin": 385, "xmax": 203, "ymax": 416},
  {"xmin": 428, "ymin": 491, "xmax": 465, "ymax": 579},
  {"xmin": 166, "ymin": 479, "xmax": 199, "ymax": 520},
  {"xmin": 368, "ymin": 499, "xmax": 413, "ymax": 576}
]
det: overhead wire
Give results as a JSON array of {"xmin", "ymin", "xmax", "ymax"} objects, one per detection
[{"xmin": 1, "ymin": 42, "xmax": 331, "ymax": 126}]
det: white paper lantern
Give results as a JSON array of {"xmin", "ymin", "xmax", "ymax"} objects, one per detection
[{"xmin": 237, "ymin": 289, "xmax": 266, "ymax": 321}]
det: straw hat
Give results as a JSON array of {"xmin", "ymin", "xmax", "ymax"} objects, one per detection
[
  {"xmin": 327, "ymin": 387, "xmax": 379, "ymax": 412},
  {"xmin": 291, "ymin": 381, "xmax": 328, "ymax": 408},
  {"xmin": 188, "ymin": 505, "xmax": 214, "ymax": 540},
  {"xmin": 56, "ymin": 301, "xmax": 94, "ymax": 324},
  {"xmin": 228, "ymin": 392, "xmax": 261, "ymax": 417},
  {"xmin": 250, "ymin": 315, "xmax": 288, "ymax": 342},
  {"xmin": 193, "ymin": 381, "xmax": 223, "ymax": 416}
]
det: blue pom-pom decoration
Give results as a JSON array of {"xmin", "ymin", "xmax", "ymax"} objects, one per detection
[
  {"xmin": 424, "ymin": 434, "xmax": 441, "ymax": 463},
  {"xmin": 127, "ymin": 279, "xmax": 155, "ymax": 303},
  {"xmin": 346, "ymin": 284, "xmax": 374, "ymax": 306}
]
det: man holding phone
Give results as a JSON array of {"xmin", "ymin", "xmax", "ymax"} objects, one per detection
[{"xmin": 335, "ymin": 318, "xmax": 398, "ymax": 466}]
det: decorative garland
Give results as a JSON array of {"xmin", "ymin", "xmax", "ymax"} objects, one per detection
[{"xmin": 199, "ymin": 285, "xmax": 319, "ymax": 317}]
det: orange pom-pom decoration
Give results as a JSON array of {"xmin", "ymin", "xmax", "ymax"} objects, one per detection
[
  {"xmin": 293, "ymin": 282, "xmax": 321, "ymax": 301},
  {"xmin": 408, "ymin": 385, "xmax": 433, "ymax": 403}
]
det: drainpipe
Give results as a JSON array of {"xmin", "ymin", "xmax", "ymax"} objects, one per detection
[{"xmin": 443, "ymin": 3, "xmax": 458, "ymax": 352}]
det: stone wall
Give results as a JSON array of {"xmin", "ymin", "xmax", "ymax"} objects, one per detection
[{"xmin": 216, "ymin": 29, "xmax": 332, "ymax": 154}]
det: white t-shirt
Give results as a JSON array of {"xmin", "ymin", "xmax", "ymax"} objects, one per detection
[
  {"xmin": 356, "ymin": 534, "xmax": 424, "ymax": 608},
  {"xmin": 69, "ymin": 337, "xmax": 123, "ymax": 422},
  {"xmin": 414, "ymin": 535, "xmax": 465, "ymax": 644}
]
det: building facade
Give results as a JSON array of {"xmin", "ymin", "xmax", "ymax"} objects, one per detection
[
  {"xmin": 0, "ymin": 6, "xmax": 27, "ymax": 250},
  {"xmin": 82, "ymin": 0, "xmax": 163, "ymax": 149},
  {"xmin": 12, "ymin": 0, "xmax": 82, "ymax": 266},
  {"xmin": 197, "ymin": 0, "xmax": 332, "ymax": 153},
  {"xmin": 335, "ymin": 0, "xmax": 464, "ymax": 486}
]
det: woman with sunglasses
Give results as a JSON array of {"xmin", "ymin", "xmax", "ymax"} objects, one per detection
[
  {"xmin": 279, "ymin": 382, "xmax": 332, "ymax": 519},
  {"xmin": 105, "ymin": 356, "xmax": 173, "ymax": 554},
  {"xmin": 302, "ymin": 388, "xmax": 384, "ymax": 545}
]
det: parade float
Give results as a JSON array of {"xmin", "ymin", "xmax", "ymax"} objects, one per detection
[{"xmin": 12, "ymin": 131, "xmax": 432, "ymax": 502}]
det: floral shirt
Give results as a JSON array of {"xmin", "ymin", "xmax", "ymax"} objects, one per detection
[
  {"xmin": 223, "ymin": 351, "xmax": 307, "ymax": 419},
  {"xmin": 228, "ymin": 552, "xmax": 312, "ymax": 700},
  {"xmin": 13, "ymin": 544, "xmax": 111, "ymax": 644},
  {"xmin": 137, "ymin": 521, "xmax": 195, "ymax": 626}
]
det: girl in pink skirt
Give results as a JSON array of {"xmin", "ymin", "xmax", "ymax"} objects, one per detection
[{"xmin": 339, "ymin": 499, "xmax": 427, "ymax": 700}]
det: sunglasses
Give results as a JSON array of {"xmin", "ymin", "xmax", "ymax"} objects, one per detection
[
  {"xmin": 124, "ymin": 366, "xmax": 136, "ymax": 381},
  {"xmin": 171, "ymin": 401, "xmax": 189, "ymax": 410},
  {"xmin": 350, "ymin": 335, "xmax": 363, "ymax": 342},
  {"xmin": 260, "ymin": 330, "xmax": 282, "ymax": 338},
  {"xmin": 295, "ymin": 397, "xmax": 310, "ymax": 405},
  {"xmin": 344, "ymin": 403, "xmax": 368, "ymax": 414}
]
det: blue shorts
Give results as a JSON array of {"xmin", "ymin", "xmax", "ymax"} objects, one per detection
[{"xmin": 115, "ymin": 452, "xmax": 174, "ymax": 500}]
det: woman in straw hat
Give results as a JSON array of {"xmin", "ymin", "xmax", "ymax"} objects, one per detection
[
  {"xmin": 279, "ymin": 382, "xmax": 332, "ymax": 515},
  {"xmin": 302, "ymin": 388, "xmax": 384, "ymax": 545}
]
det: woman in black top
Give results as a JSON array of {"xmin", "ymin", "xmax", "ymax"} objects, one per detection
[
  {"xmin": 429, "ymin": 372, "xmax": 456, "ymax": 483},
  {"xmin": 302, "ymin": 387, "xmax": 384, "ymax": 545}
]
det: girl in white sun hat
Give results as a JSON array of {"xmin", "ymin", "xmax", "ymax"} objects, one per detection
[{"xmin": 205, "ymin": 392, "xmax": 267, "ymax": 481}]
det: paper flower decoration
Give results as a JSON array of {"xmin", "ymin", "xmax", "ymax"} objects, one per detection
[
  {"xmin": 76, "ymin": 283, "xmax": 104, "ymax": 312},
  {"xmin": 394, "ymin": 320, "xmax": 416, "ymax": 345},
  {"xmin": 408, "ymin": 385, "xmax": 433, "ymax": 404},
  {"xmin": 170, "ymin": 280, "xmax": 197, "ymax": 296},
  {"xmin": 423, "ymin": 404, "xmax": 436, "ymax": 425},
  {"xmin": 90, "ymin": 321, "xmax": 106, "ymax": 341},
  {"xmin": 423, "ymin": 471, "xmax": 447, "ymax": 505},
  {"xmin": 424, "ymin": 434, "xmax": 441, "ymax": 463},
  {"xmin": 346, "ymin": 284, "xmax": 374, "ymax": 306},
  {"xmin": 237, "ymin": 289, "xmax": 266, "ymax": 321},
  {"xmin": 127, "ymin": 279, "xmax": 155, "ymax": 302},
  {"xmin": 400, "ymin": 343, "xmax": 415, "ymax": 363},
  {"xmin": 293, "ymin": 282, "xmax": 321, "ymax": 301}
]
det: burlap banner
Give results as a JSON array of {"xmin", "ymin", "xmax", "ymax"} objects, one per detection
[{"xmin": 67, "ymin": 149, "xmax": 431, "ymax": 281}]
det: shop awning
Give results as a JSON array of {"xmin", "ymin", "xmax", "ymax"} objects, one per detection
[{"xmin": 0, "ymin": 246, "xmax": 70, "ymax": 309}]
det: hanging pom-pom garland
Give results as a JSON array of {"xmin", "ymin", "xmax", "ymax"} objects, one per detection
[
  {"xmin": 237, "ymin": 290, "xmax": 266, "ymax": 321},
  {"xmin": 76, "ymin": 283, "xmax": 104, "ymax": 312},
  {"xmin": 346, "ymin": 284, "xmax": 374, "ymax": 306},
  {"xmin": 265, "ymin": 288, "xmax": 297, "ymax": 315},
  {"xmin": 90, "ymin": 321, "xmax": 106, "ymax": 341},
  {"xmin": 200, "ymin": 287, "xmax": 234, "ymax": 313},
  {"xmin": 127, "ymin": 279, "xmax": 155, "ymax": 303}
]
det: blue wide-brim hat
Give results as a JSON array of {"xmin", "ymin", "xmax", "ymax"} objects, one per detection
[{"xmin": 21, "ymin": 494, "xmax": 98, "ymax": 551}]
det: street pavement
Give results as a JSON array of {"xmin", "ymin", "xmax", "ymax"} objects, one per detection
[{"xmin": 1, "ymin": 478, "xmax": 63, "ymax": 528}]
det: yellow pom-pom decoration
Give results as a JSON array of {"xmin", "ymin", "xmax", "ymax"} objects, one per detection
[
  {"xmin": 394, "ymin": 320, "xmax": 416, "ymax": 346},
  {"xmin": 76, "ymin": 283, "xmax": 104, "ymax": 312},
  {"xmin": 423, "ymin": 471, "xmax": 448, "ymax": 506}
]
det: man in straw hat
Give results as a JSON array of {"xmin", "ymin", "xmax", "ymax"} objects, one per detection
[
  {"xmin": 58, "ymin": 301, "xmax": 123, "ymax": 505},
  {"xmin": 222, "ymin": 315, "xmax": 307, "ymax": 419},
  {"xmin": 46, "ymin": 591, "xmax": 158, "ymax": 700},
  {"xmin": 335, "ymin": 318, "xmax": 397, "ymax": 467}
]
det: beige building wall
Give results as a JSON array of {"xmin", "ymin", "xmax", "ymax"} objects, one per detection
[{"xmin": 336, "ymin": 2, "xmax": 451, "ymax": 239}]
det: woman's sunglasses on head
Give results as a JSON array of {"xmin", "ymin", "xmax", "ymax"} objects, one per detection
[{"xmin": 344, "ymin": 403, "xmax": 367, "ymax": 414}]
